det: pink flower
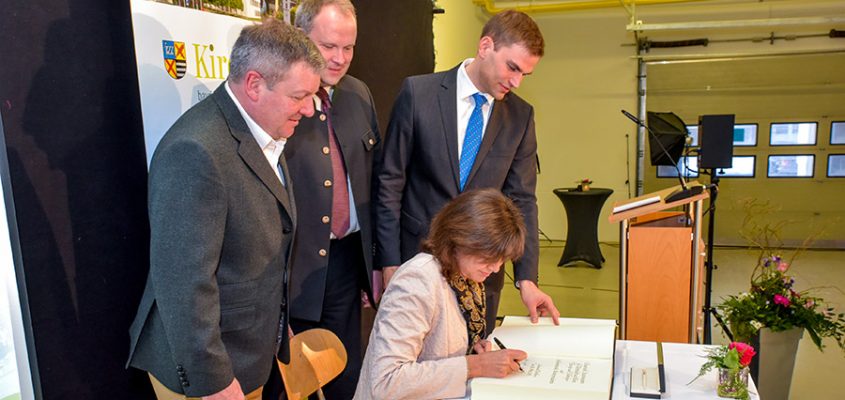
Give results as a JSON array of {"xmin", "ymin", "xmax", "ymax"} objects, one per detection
[
  {"xmin": 804, "ymin": 299, "xmax": 815, "ymax": 309},
  {"xmin": 777, "ymin": 261, "xmax": 789, "ymax": 272},
  {"xmin": 774, "ymin": 294, "xmax": 791, "ymax": 307},
  {"xmin": 729, "ymin": 342, "xmax": 756, "ymax": 367}
]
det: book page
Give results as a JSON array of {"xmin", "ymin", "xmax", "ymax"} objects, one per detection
[
  {"xmin": 471, "ymin": 356, "xmax": 613, "ymax": 400},
  {"xmin": 470, "ymin": 317, "xmax": 616, "ymax": 399},
  {"xmin": 491, "ymin": 317, "xmax": 616, "ymax": 359},
  {"xmin": 500, "ymin": 316, "xmax": 616, "ymax": 329}
]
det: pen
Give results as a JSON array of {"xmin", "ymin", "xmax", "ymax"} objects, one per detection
[
  {"xmin": 492, "ymin": 337, "xmax": 524, "ymax": 372},
  {"xmin": 657, "ymin": 341, "xmax": 666, "ymax": 393}
]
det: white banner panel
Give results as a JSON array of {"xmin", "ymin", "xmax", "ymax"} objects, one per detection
[
  {"xmin": 0, "ymin": 169, "xmax": 34, "ymax": 400},
  {"xmin": 129, "ymin": 0, "xmax": 253, "ymax": 164}
]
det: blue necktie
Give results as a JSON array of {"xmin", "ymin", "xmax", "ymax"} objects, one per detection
[{"xmin": 459, "ymin": 93, "xmax": 487, "ymax": 191}]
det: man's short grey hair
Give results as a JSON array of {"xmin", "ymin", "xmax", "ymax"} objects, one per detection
[
  {"xmin": 294, "ymin": 0, "xmax": 356, "ymax": 33},
  {"xmin": 229, "ymin": 18, "xmax": 325, "ymax": 87}
]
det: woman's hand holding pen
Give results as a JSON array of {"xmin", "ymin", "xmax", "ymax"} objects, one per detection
[{"xmin": 466, "ymin": 346, "xmax": 527, "ymax": 379}]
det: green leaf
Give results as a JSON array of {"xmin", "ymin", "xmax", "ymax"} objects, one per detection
[{"xmin": 723, "ymin": 349, "xmax": 741, "ymax": 370}]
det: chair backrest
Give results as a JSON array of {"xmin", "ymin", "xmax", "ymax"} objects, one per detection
[{"xmin": 278, "ymin": 328, "xmax": 348, "ymax": 400}]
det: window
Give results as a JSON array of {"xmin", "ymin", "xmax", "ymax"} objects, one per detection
[
  {"xmin": 688, "ymin": 123, "xmax": 756, "ymax": 146},
  {"xmin": 828, "ymin": 155, "xmax": 845, "ymax": 177},
  {"xmin": 767, "ymin": 155, "xmax": 814, "ymax": 178},
  {"xmin": 715, "ymin": 156, "xmax": 755, "ymax": 177},
  {"xmin": 770, "ymin": 122, "xmax": 817, "ymax": 146},
  {"xmin": 733, "ymin": 124, "xmax": 757, "ymax": 146},
  {"xmin": 832, "ymin": 122, "xmax": 845, "ymax": 145},
  {"xmin": 686, "ymin": 125, "xmax": 699, "ymax": 147},
  {"xmin": 657, "ymin": 156, "xmax": 699, "ymax": 178}
]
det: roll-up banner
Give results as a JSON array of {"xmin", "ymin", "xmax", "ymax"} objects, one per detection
[
  {"xmin": 129, "ymin": 0, "xmax": 257, "ymax": 164},
  {"xmin": 0, "ymin": 168, "xmax": 35, "ymax": 400}
]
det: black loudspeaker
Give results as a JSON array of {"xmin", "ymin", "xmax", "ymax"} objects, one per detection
[{"xmin": 699, "ymin": 114, "xmax": 736, "ymax": 169}]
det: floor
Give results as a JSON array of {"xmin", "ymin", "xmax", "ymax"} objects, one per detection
[{"xmin": 497, "ymin": 241, "xmax": 845, "ymax": 400}]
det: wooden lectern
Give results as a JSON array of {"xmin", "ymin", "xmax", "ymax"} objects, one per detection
[{"xmin": 609, "ymin": 182, "xmax": 709, "ymax": 344}]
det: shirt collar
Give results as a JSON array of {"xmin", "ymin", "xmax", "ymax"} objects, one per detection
[
  {"xmin": 313, "ymin": 85, "xmax": 334, "ymax": 113},
  {"xmin": 457, "ymin": 58, "xmax": 493, "ymax": 105},
  {"xmin": 225, "ymin": 81, "xmax": 286, "ymax": 152}
]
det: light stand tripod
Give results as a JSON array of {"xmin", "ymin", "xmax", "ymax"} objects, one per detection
[{"xmin": 703, "ymin": 169, "xmax": 720, "ymax": 344}]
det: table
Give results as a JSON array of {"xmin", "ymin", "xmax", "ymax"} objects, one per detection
[
  {"xmin": 552, "ymin": 187, "xmax": 613, "ymax": 268},
  {"xmin": 614, "ymin": 340, "xmax": 760, "ymax": 400},
  {"xmin": 462, "ymin": 340, "xmax": 759, "ymax": 399}
]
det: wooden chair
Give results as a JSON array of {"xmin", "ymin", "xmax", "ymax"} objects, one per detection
[{"xmin": 278, "ymin": 328, "xmax": 348, "ymax": 400}]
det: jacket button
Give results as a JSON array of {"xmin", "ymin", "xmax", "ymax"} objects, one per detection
[
  {"xmin": 321, "ymin": 216, "xmax": 330, "ymax": 224},
  {"xmin": 319, "ymin": 114, "xmax": 326, "ymax": 122},
  {"xmin": 369, "ymin": 138, "xmax": 375, "ymax": 145},
  {"xmin": 319, "ymin": 249, "xmax": 327, "ymax": 257},
  {"xmin": 322, "ymin": 146, "xmax": 330, "ymax": 155},
  {"xmin": 324, "ymin": 179, "xmax": 332, "ymax": 187}
]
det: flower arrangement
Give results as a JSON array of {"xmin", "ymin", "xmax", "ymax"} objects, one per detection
[
  {"xmin": 719, "ymin": 254, "xmax": 845, "ymax": 351},
  {"xmin": 717, "ymin": 200, "xmax": 845, "ymax": 352},
  {"xmin": 575, "ymin": 178, "xmax": 592, "ymax": 191},
  {"xmin": 690, "ymin": 342, "xmax": 756, "ymax": 399}
]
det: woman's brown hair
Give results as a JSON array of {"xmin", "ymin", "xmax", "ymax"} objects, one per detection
[{"xmin": 421, "ymin": 189, "xmax": 526, "ymax": 279}]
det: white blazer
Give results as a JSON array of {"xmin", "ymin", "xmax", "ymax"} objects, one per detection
[{"xmin": 355, "ymin": 253, "xmax": 470, "ymax": 400}]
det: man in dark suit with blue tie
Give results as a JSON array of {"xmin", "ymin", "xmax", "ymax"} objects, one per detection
[
  {"xmin": 375, "ymin": 10, "xmax": 560, "ymax": 333},
  {"xmin": 127, "ymin": 20, "xmax": 324, "ymax": 400},
  {"xmin": 284, "ymin": 1, "xmax": 381, "ymax": 398}
]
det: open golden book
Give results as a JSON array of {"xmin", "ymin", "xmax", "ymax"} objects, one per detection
[{"xmin": 470, "ymin": 316, "xmax": 617, "ymax": 400}]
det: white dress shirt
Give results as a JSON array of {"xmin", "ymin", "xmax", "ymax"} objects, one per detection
[
  {"xmin": 225, "ymin": 82, "xmax": 286, "ymax": 185},
  {"xmin": 456, "ymin": 58, "xmax": 494, "ymax": 158}
]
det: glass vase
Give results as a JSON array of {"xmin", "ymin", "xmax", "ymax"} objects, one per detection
[{"xmin": 718, "ymin": 366, "xmax": 750, "ymax": 399}]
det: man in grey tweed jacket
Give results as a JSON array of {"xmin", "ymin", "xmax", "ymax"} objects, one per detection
[{"xmin": 126, "ymin": 20, "xmax": 323, "ymax": 399}]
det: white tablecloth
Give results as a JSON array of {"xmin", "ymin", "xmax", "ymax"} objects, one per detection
[
  {"xmin": 614, "ymin": 340, "xmax": 760, "ymax": 400},
  {"xmin": 463, "ymin": 340, "xmax": 760, "ymax": 399}
]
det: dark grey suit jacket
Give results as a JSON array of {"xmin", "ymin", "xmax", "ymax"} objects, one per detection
[
  {"xmin": 375, "ymin": 65, "xmax": 539, "ymax": 283},
  {"xmin": 285, "ymin": 75, "xmax": 380, "ymax": 322},
  {"xmin": 127, "ymin": 85, "xmax": 296, "ymax": 396}
]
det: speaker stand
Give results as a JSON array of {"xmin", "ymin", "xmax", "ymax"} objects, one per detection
[{"xmin": 703, "ymin": 171, "xmax": 720, "ymax": 344}]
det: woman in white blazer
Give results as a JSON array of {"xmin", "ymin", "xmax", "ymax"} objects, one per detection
[{"xmin": 355, "ymin": 189, "xmax": 529, "ymax": 400}]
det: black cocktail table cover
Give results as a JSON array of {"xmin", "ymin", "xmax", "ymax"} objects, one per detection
[{"xmin": 552, "ymin": 188, "xmax": 613, "ymax": 268}]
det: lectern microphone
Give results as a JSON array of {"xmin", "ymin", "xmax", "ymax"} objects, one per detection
[{"xmin": 621, "ymin": 110, "xmax": 703, "ymax": 203}]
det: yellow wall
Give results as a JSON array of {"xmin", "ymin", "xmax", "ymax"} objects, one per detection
[
  {"xmin": 435, "ymin": 1, "xmax": 638, "ymax": 242},
  {"xmin": 433, "ymin": 0, "xmax": 485, "ymax": 70},
  {"xmin": 432, "ymin": 0, "xmax": 845, "ymax": 243},
  {"xmin": 646, "ymin": 54, "xmax": 845, "ymax": 247}
]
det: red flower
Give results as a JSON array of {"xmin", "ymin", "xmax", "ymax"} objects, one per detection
[
  {"xmin": 729, "ymin": 342, "xmax": 756, "ymax": 367},
  {"xmin": 774, "ymin": 294, "xmax": 791, "ymax": 307}
]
